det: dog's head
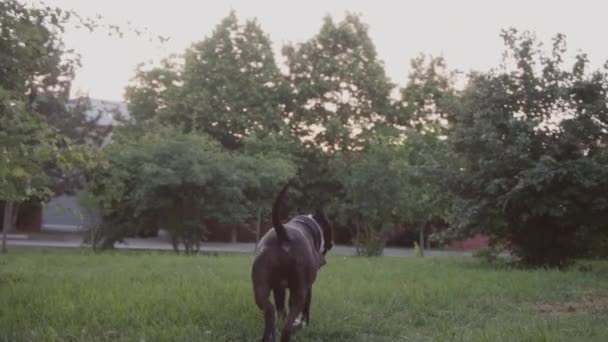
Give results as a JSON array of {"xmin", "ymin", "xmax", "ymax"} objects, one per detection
[{"xmin": 312, "ymin": 208, "xmax": 333, "ymax": 256}]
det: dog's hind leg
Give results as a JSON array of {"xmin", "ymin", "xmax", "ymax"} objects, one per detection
[
  {"xmin": 254, "ymin": 285, "xmax": 276, "ymax": 342},
  {"xmin": 273, "ymin": 285, "xmax": 286, "ymax": 319},
  {"xmin": 280, "ymin": 287, "xmax": 307, "ymax": 342},
  {"xmin": 302, "ymin": 287, "xmax": 312, "ymax": 325}
]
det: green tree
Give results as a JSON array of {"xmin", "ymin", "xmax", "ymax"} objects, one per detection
[
  {"xmin": 86, "ymin": 127, "xmax": 296, "ymax": 253},
  {"xmin": 239, "ymin": 135, "xmax": 297, "ymax": 246},
  {"xmin": 399, "ymin": 55, "xmax": 458, "ymax": 134},
  {"xmin": 446, "ymin": 30, "xmax": 608, "ymax": 267},
  {"xmin": 1, "ymin": 92, "xmax": 52, "ymax": 251},
  {"xmin": 283, "ymin": 14, "xmax": 396, "ymax": 152},
  {"xmin": 88, "ymin": 127, "xmax": 231, "ymax": 252},
  {"xmin": 0, "ymin": 92, "xmax": 90, "ymax": 251},
  {"xmin": 0, "ymin": 1, "xmax": 79, "ymax": 102},
  {"xmin": 399, "ymin": 130, "xmax": 454, "ymax": 254},
  {"xmin": 330, "ymin": 139, "xmax": 408, "ymax": 255},
  {"xmin": 398, "ymin": 55, "xmax": 459, "ymax": 254},
  {"xmin": 41, "ymin": 97, "xmax": 114, "ymax": 196},
  {"xmin": 0, "ymin": 0, "xmax": 93, "ymax": 251},
  {"xmin": 124, "ymin": 58, "xmax": 181, "ymax": 127},
  {"xmin": 125, "ymin": 12, "xmax": 287, "ymax": 150}
]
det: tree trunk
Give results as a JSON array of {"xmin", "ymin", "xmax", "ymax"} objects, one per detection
[
  {"xmin": 425, "ymin": 222, "xmax": 432, "ymax": 250},
  {"xmin": 254, "ymin": 208, "xmax": 262, "ymax": 252},
  {"xmin": 418, "ymin": 221, "xmax": 426, "ymax": 257},
  {"xmin": 230, "ymin": 225, "xmax": 237, "ymax": 243},
  {"xmin": 10, "ymin": 202, "xmax": 20, "ymax": 231},
  {"xmin": 2, "ymin": 201, "xmax": 15, "ymax": 253},
  {"xmin": 91, "ymin": 225, "xmax": 96, "ymax": 252}
]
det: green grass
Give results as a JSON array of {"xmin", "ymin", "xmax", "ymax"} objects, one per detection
[{"xmin": 2, "ymin": 250, "xmax": 608, "ymax": 341}]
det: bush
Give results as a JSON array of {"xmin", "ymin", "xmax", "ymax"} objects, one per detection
[
  {"xmin": 442, "ymin": 31, "xmax": 608, "ymax": 268},
  {"xmin": 578, "ymin": 225, "xmax": 608, "ymax": 260},
  {"xmin": 472, "ymin": 247, "xmax": 502, "ymax": 264},
  {"xmin": 85, "ymin": 126, "xmax": 296, "ymax": 253},
  {"xmin": 353, "ymin": 226, "xmax": 385, "ymax": 257},
  {"xmin": 85, "ymin": 128, "xmax": 244, "ymax": 254}
]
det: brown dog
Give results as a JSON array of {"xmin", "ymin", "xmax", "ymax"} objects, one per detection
[{"xmin": 251, "ymin": 183, "xmax": 333, "ymax": 342}]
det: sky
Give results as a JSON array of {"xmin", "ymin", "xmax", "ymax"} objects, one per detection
[{"xmin": 41, "ymin": 0, "xmax": 608, "ymax": 102}]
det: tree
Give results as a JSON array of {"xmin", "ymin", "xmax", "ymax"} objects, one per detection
[
  {"xmin": 125, "ymin": 12, "xmax": 287, "ymax": 150},
  {"xmin": 399, "ymin": 130, "xmax": 454, "ymax": 254},
  {"xmin": 86, "ymin": 126, "xmax": 296, "ymax": 253},
  {"xmin": 123, "ymin": 58, "xmax": 181, "ymax": 127},
  {"xmin": 121, "ymin": 12, "xmax": 295, "ymax": 244},
  {"xmin": 1, "ymin": 92, "xmax": 53, "ymax": 251},
  {"xmin": 398, "ymin": 55, "xmax": 459, "ymax": 254},
  {"xmin": 399, "ymin": 55, "xmax": 458, "ymax": 134},
  {"xmin": 0, "ymin": 1, "xmax": 80, "ymax": 102},
  {"xmin": 0, "ymin": 0, "xmax": 92, "ymax": 250},
  {"xmin": 240, "ymin": 134, "xmax": 297, "ymax": 247},
  {"xmin": 283, "ymin": 13, "xmax": 397, "ymax": 153},
  {"xmin": 38, "ymin": 97, "xmax": 114, "ymax": 197},
  {"xmin": 330, "ymin": 139, "xmax": 408, "ymax": 255},
  {"xmin": 0, "ymin": 91, "xmax": 89, "ymax": 251},
  {"xmin": 445, "ymin": 30, "xmax": 608, "ymax": 267}
]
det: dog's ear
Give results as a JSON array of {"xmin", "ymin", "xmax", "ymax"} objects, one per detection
[{"xmin": 313, "ymin": 208, "xmax": 333, "ymax": 254}]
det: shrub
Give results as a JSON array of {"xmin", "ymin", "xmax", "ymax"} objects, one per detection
[{"xmin": 353, "ymin": 226, "xmax": 385, "ymax": 257}]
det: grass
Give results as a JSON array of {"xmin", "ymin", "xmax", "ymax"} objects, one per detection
[{"xmin": 2, "ymin": 249, "xmax": 608, "ymax": 341}]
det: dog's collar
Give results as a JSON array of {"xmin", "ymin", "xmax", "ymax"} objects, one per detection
[{"xmin": 291, "ymin": 215, "xmax": 324, "ymax": 253}]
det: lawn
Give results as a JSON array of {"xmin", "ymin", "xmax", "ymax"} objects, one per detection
[{"xmin": 1, "ymin": 249, "xmax": 608, "ymax": 341}]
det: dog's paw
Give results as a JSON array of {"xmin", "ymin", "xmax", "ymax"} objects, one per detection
[{"xmin": 293, "ymin": 315, "xmax": 307, "ymax": 329}]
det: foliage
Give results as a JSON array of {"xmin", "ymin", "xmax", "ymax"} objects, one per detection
[
  {"xmin": 584, "ymin": 225, "xmax": 608, "ymax": 259},
  {"xmin": 0, "ymin": 0, "xmax": 82, "ymax": 202},
  {"xmin": 0, "ymin": 0, "xmax": 108, "ymax": 150},
  {"xmin": 120, "ymin": 13, "xmax": 305, "ymax": 244},
  {"xmin": 444, "ymin": 29, "xmax": 608, "ymax": 267},
  {"xmin": 0, "ymin": 0, "xmax": 103, "ymax": 242},
  {"xmin": 86, "ymin": 126, "xmax": 295, "ymax": 252},
  {"xmin": 283, "ymin": 14, "xmax": 397, "ymax": 152},
  {"xmin": 43, "ymin": 97, "xmax": 114, "ymax": 195},
  {"xmin": 0, "ymin": 0, "xmax": 79, "ymax": 101},
  {"xmin": 325, "ymin": 54, "xmax": 457, "ymax": 252},
  {"xmin": 399, "ymin": 55, "xmax": 458, "ymax": 134},
  {"xmin": 472, "ymin": 246, "xmax": 509, "ymax": 267},
  {"xmin": 394, "ymin": 55, "xmax": 460, "ymax": 248},
  {"xmin": 122, "ymin": 12, "xmax": 429, "ymax": 246},
  {"xmin": 0, "ymin": 89, "xmax": 89, "ymax": 250},
  {"xmin": 123, "ymin": 58, "xmax": 182, "ymax": 127},
  {"xmin": 330, "ymin": 129, "xmax": 454, "ymax": 252},
  {"xmin": 87, "ymin": 127, "xmax": 227, "ymax": 252},
  {"xmin": 331, "ymin": 141, "xmax": 407, "ymax": 233},
  {"xmin": 0, "ymin": 91, "xmax": 56, "ymax": 202},
  {"xmin": 125, "ymin": 12, "xmax": 287, "ymax": 150},
  {"xmin": 240, "ymin": 133, "xmax": 297, "ymax": 222},
  {"xmin": 0, "ymin": 1, "xmax": 98, "ymax": 253},
  {"xmin": 353, "ymin": 225, "xmax": 385, "ymax": 256}
]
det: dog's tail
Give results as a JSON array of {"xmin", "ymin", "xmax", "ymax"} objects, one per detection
[{"xmin": 272, "ymin": 182, "xmax": 291, "ymax": 244}]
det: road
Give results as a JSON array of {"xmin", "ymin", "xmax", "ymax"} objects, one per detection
[{"xmin": 5, "ymin": 233, "xmax": 472, "ymax": 257}]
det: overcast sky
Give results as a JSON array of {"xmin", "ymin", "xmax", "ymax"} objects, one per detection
[{"xmin": 42, "ymin": 0, "xmax": 608, "ymax": 102}]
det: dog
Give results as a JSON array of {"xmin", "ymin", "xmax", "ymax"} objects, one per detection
[{"xmin": 251, "ymin": 182, "xmax": 333, "ymax": 342}]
